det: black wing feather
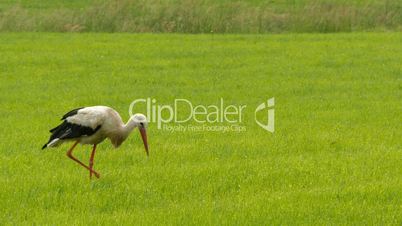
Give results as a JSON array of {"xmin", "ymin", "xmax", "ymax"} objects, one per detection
[
  {"xmin": 61, "ymin": 107, "xmax": 84, "ymax": 120},
  {"xmin": 49, "ymin": 107, "xmax": 84, "ymax": 132},
  {"xmin": 42, "ymin": 121, "xmax": 101, "ymax": 149}
]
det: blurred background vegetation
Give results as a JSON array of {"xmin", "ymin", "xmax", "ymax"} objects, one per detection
[{"xmin": 0, "ymin": 0, "xmax": 401, "ymax": 33}]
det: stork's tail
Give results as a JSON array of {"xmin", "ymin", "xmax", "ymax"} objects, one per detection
[
  {"xmin": 42, "ymin": 122, "xmax": 66, "ymax": 150},
  {"xmin": 41, "ymin": 138, "xmax": 61, "ymax": 150}
]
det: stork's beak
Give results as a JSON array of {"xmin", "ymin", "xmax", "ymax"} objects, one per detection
[{"xmin": 139, "ymin": 127, "xmax": 149, "ymax": 156}]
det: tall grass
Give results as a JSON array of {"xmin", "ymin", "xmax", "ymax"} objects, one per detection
[{"xmin": 0, "ymin": 0, "xmax": 401, "ymax": 33}]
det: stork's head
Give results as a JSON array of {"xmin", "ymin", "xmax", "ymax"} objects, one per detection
[
  {"xmin": 130, "ymin": 113, "xmax": 149, "ymax": 156},
  {"xmin": 131, "ymin": 113, "xmax": 148, "ymax": 128}
]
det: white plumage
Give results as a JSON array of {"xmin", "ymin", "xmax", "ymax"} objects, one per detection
[{"xmin": 65, "ymin": 106, "xmax": 107, "ymax": 130}]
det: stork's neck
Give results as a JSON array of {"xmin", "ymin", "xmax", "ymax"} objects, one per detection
[
  {"xmin": 122, "ymin": 119, "xmax": 138, "ymax": 137},
  {"xmin": 110, "ymin": 119, "xmax": 139, "ymax": 148}
]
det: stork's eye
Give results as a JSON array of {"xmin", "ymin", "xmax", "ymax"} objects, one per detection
[{"xmin": 140, "ymin": 122, "xmax": 144, "ymax": 127}]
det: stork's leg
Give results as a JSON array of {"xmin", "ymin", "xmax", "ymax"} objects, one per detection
[
  {"xmin": 66, "ymin": 141, "xmax": 100, "ymax": 178},
  {"xmin": 89, "ymin": 144, "xmax": 97, "ymax": 179}
]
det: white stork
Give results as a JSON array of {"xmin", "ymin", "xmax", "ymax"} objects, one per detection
[{"xmin": 42, "ymin": 106, "xmax": 149, "ymax": 179}]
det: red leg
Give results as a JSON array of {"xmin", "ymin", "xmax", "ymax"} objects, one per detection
[
  {"xmin": 66, "ymin": 141, "xmax": 100, "ymax": 178},
  {"xmin": 89, "ymin": 144, "xmax": 97, "ymax": 179}
]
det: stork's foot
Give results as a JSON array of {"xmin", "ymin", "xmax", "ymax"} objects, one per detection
[
  {"xmin": 89, "ymin": 162, "xmax": 100, "ymax": 179},
  {"xmin": 90, "ymin": 170, "xmax": 100, "ymax": 179}
]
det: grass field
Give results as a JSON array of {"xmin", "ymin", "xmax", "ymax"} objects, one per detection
[
  {"xmin": 0, "ymin": 32, "xmax": 401, "ymax": 225},
  {"xmin": 0, "ymin": 0, "xmax": 398, "ymax": 10},
  {"xmin": 1, "ymin": 0, "xmax": 402, "ymax": 33}
]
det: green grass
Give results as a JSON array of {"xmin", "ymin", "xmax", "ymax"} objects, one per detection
[
  {"xmin": 0, "ymin": 32, "xmax": 401, "ymax": 225},
  {"xmin": 0, "ymin": 0, "xmax": 398, "ymax": 10},
  {"xmin": 0, "ymin": 0, "xmax": 402, "ymax": 33},
  {"xmin": 0, "ymin": 0, "xmax": 92, "ymax": 10}
]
